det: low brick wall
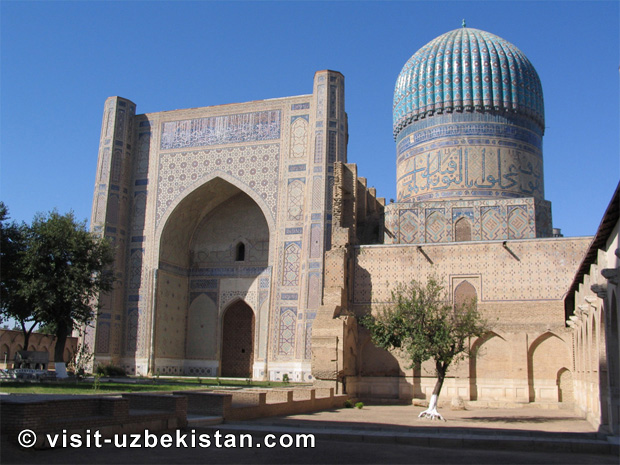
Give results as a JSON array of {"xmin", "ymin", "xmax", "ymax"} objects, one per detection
[
  {"xmin": 173, "ymin": 391, "xmax": 232, "ymax": 416},
  {"xmin": 177, "ymin": 388, "xmax": 346, "ymax": 421},
  {"xmin": 1, "ymin": 387, "xmax": 347, "ymax": 447},
  {"xmin": 223, "ymin": 388, "xmax": 347, "ymax": 421},
  {"xmin": 1, "ymin": 394, "xmax": 187, "ymax": 448}
]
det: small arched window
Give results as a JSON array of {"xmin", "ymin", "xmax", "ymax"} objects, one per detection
[
  {"xmin": 454, "ymin": 217, "xmax": 472, "ymax": 242},
  {"xmin": 454, "ymin": 280, "xmax": 477, "ymax": 313},
  {"xmin": 235, "ymin": 242, "xmax": 245, "ymax": 262}
]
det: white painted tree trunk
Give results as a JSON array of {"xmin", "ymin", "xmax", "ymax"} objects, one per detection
[
  {"xmin": 55, "ymin": 362, "xmax": 68, "ymax": 379},
  {"xmin": 418, "ymin": 371, "xmax": 447, "ymax": 421},
  {"xmin": 418, "ymin": 394, "xmax": 445, "ymax": 420}
]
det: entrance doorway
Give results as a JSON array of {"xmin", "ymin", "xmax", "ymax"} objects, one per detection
[{"xmin": 221, "ymin": 301, "xmax": 255, "ymax": 377}]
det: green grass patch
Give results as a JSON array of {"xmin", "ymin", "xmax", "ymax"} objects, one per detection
[
  {"xmin": 0, "ymin": 381, "xmax": 210, "ymax": 395},
  {"xmin": 0, "ymin": 377, "xmax": 310, "ymax": 395}
]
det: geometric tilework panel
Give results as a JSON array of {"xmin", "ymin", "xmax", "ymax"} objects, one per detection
[
  {"xmin": 282, "ymin": 243, "xmax": 301, "ymax": 287},
  {"xmin": 508, "ymin": 206, "xmax": 528, "ymax": 239},
  {"xmin": 135, "ymin": 132, "xmax": 150, "ymax": 176},
  {"xmin": 481, "ymin": 207, "xmax": 502, "ymax": 241},
  {"xmin": 312, "ymin": 176, "xmax": 323, "ymax": 211},
  {"xmin": 126, "ymin": 309, "xmax": 138, "ymax": 353},
  {"xmin": 157, "ymin": 144, "xmax": 280, "ymax": 226},
  {"xmin": 287, "ymin": 179, "xmax": 305, "ymax": 221},
  {"xmin": 314, "ymin": 131, "xmax": 323, "ymax": 164},
  {"xmin": 128, "ymin": 249, "xmax": 143, "ymax": 290},
  {"xmin": 306, "ymin": 272, "xmax": 321, "ymax": 309},
  {"xmin": 289, "ymin": 117, "xmax": 308, "ymax": 159},
  {"xmin": 98, "ymin": 148, "xmax": 111, "ymax": 182},
  {"xmin": 309, "ymin": 224, "xmax": 322, "ymax": 259},
  {"xmin": 425, "ymin": 211, "xmax": 447, "ymax": 243},
  {"xmin": 294, "ymin": 322, "xmax": 304, "ymax": 359},
  {"xmin": 278, "ymin": 307, "xmax": 297, "ymax": 356},
  {"xmin": 304, "ymin": 321, "xmax": 313, "ymax": 360},
  {"xmin": 96, "ymin": 322, "xmax": 110, "ymax": 354},
  {"xmin": 131, "ymin": 193, "xmax": 147, "ymax": 233},
  {"xmin": 399, "ymin": 209, "xmax": 418, "ymax": 243}
]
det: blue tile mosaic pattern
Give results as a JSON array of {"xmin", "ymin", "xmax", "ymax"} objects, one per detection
[{"xmin": 393, "ymin": 28, "xmax": 544, "ymax": 139}]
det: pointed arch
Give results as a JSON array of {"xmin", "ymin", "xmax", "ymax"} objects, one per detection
[
  {"xmin": 454, "ymin": 280, "xmax": 477, "ymax": 311},
  {"xmin": 454, "ymin": 216, "xmax": 472, "ymax": 242},
  {"xmin": 235, "ymin": 242, "xmax": 246, "ymax": 261},
  {"xmin": 186, "ymin": 293, "xmax": 218, "ymax": 360},
  {"xmin": 220, "ymin": 300, "xmax": 255, "ymax": 377},
  {"xmin": 156, "ymin": 171, "xmax": 275, "ymax": 249},
  {"xmin": 469, "ymin": 331, "xmax": 509, "ymax": 401},
  {"xmin": 528, "ymin": 332, "xmax": 570, "ymax": 402}
]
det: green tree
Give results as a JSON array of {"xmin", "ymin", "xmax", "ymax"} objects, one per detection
[
  {"xmin": 360, "ymin": 277, "xmax": 489, "ymax": 420},
  {"xmin": 20, "ymin": 210, "xmax": 114, "ymax": 375},
  {"xmin": 0, "ymin": 202, "xmax": 39, "ymax": 349}
]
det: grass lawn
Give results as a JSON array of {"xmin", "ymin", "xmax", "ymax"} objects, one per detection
[{"xmin": 0, "ymin": 378, "xmax": 304, "ymax": 395}]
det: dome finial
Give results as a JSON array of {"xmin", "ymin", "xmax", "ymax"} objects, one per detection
[{"xmin": 462, "ymin": 19, "xmax": 466, "ymax": 28}]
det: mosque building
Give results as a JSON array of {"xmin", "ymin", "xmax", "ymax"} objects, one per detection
[{"xmin": 88, "ymin": 24, "xmax": 617, "ymax": 431}]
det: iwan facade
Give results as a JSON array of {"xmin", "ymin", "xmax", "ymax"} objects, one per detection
[{"xmin": 89, "ymin": 70, "xmax": 373, "ymax": 381}]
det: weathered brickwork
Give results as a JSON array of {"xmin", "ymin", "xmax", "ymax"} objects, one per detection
[
  {"xmin": 0, "ymin": 330, "xmax": 78, "ymax": 369},
  {"xmin": 352, "ymin": 238, "xmax": 589, "ymax": 305}
]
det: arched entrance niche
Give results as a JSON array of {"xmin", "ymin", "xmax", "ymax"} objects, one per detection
[
  {"xmin": 153, "ymin": 175, "xmax": 271, "ymax": 376},
  {"xmin": 469, "ymin": 332, "xmax": 509, "ymax": 401},
  {"xmin": 221, "ymin": 300, "xmax": 255, "ymax": 377},
  {"xmin": 527, "ymin": 332, "xmax": 569, "ymax": 402}
]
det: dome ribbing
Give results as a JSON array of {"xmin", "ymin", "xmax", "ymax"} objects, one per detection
[{"xmin": 393, "ymin": 27, "xmax": 544, "ymax": 140}]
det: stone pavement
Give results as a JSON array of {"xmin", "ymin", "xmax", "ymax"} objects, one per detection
[
  {"xmin": 201, "ymin": 404, "xmax": 619, "ymax": 455},
  {"xmin": 2, "ymin": 404, "xmax": 618, "ymax": 464}
]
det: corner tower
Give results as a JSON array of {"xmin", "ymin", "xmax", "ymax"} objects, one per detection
[{"xmin": 386, "ymin": 26, "xmax": 552, "ymax": 243}]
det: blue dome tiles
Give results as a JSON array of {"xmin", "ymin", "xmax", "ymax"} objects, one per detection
[{"xmin": 393, "ymin": 28, "xmax": 544, "ymax": 140}]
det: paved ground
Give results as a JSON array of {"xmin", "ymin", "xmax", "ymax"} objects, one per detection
[
  {"xmin": 2, "ymin": 404, "xmax": 618, "ymax": 465},
  {"xmin": 247, "ymin": 404, "xmax": 602, "ymax": 434}
]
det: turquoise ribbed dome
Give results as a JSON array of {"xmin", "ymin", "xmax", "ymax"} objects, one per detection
[{"xmin": 393, "ymin": 27, "xmax": 544, "ymax": 139}]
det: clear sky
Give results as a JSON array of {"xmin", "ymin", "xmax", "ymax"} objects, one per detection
[{"xmin": 1, "ymin": 0, "xmax": 618, "ymax": 238}]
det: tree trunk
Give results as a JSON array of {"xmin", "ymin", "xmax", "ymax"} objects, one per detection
[
  {"xmin": 418, "ymin": 363, "xmax": 447, "ymax": 421},
  {"xmin": 20, "ymin": 320, "xmax": 37, "ymax": 352},
  {"xmin": 54, "ymin": 322, "xmax": 69, "ymax": 362},
  {"xmin": 54, "ymin": 321, "xmax": 69, "ymax": 378}
]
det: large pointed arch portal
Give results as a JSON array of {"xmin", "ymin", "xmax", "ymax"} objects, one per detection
[{"xmin": 152, "ymin": 176, "xmax": 271, "ymax": 377}]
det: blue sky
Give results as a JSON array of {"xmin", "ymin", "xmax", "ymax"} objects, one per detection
[{"xmin": 1, "ymin": 0, "xmax": 618, "ymax": 238}]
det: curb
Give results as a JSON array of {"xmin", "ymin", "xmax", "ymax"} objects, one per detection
[{"xmin": 195, "ymin": 423, "xmax": 619, "ymax": 456}]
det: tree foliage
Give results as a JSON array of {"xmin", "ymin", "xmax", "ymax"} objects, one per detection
[
  {"xmin": 20, "ymin": 210, "xmax": 115, "ymax": 362},
  {"xmin": 1, "ymin": 205, "xmax": 115, "ymax": 363},
  {"xmin": 360, "ymin": 276, "xmax": 489, "ymax": 420},
  {"xmin": 0, "ymin": 202, "xmax": 38, "ymax": 348}
]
